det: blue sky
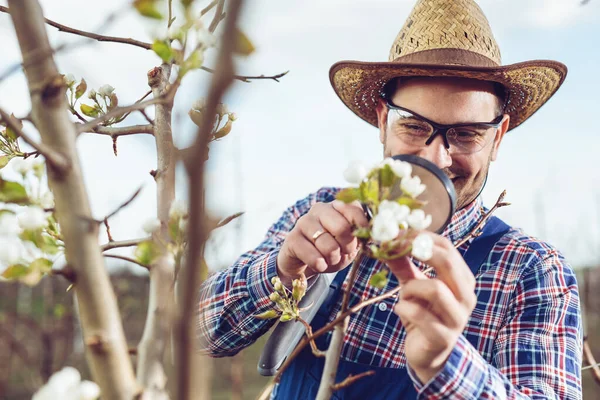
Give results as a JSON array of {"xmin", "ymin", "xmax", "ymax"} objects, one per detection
[{"xmin": 0, "ymin": 0, "xmax": 599, "ymax": 269}]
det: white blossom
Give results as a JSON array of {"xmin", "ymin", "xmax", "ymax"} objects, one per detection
[
  {"xmin": 32, "ymin": 366, "xmax": 100, "ymax": 400},
  {"xmin": 169, "ymin": 199, "xmax": 188, "ymax": 219},
  {"xmin": 229, "ymin": 112, "xmax": 238, "ymax": 121},
  {"xmin": 21, "ymin": 241, "xmax": 44, "ymax": 263},
  {"xmin": 407, "ymin": 209, "xmax": 432, "ymax": 230},
  {"xmin": 98, "ymin": 84, "xmax": 115, "ymax": 97},
  {"xmin": 0, "ymin": 238, "xmax": 23, "ymax": 265},
  {"xmin": 343, "ymin": 160, "xmax": 369, "ymax": 184},
  {"xmin": 142, "ymin": 218, "xmax": 161, "ymax": 234},
  {"xmin": 87, "ymin": 89, "xmax": 97, "ymax": 99},
  {"xmin": 378, "ymin": 200, "xmax": 410, "ymax": 224},
  {"xmin": 0, "ymin": 213, "xmax": 21, "ymax": 236},
  {"xmin": 197, "ymin": 27, "xmax": 217, "ymax": 48},
  {"xmin": 411, "ymin": 233, "xmax": 433, "ymax": 261},
  {"xmin": 379, "ymin": 158, "xmax": 412, "ymax": 179},
  {"xmin": 18, "ymin": 206, "xmax": 49, "ymax": 230},
  {"xmin": 400, "ymin": 175, "xmax": 426, "ymax": 198},
  {"xmin": 11, "ymin": 157, "xmax": 33, "ymax": 175},
  {"xmin": 64, "ymin": 74, "xmax": 76, "ymax": 87},
  {"xmin": 371, "ymin": 209, "xmax": 400, "ymax": 242},
  {"xmin": 39, "ymin": 191, "xmax": 55, "ymax": 209}
]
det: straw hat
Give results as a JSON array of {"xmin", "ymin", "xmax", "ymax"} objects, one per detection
[{"xmin": 329, "ymin": 0, "xmax": 567, "ymax": 131}]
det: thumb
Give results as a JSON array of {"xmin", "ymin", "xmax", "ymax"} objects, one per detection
[{"xmin": 386, "ymin": 256, "xmax": 427, "ymax": 285}]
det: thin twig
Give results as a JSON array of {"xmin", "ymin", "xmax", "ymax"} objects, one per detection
[
  {"xmin": 103, "ymin": 219, "xmax": 114, "ymax": 242},
  {"xmin": 331, "ymin": 370, "xmax": 376, "ymax": 392},
  {"xmin": 200, "ymin": 66, "xmax": 289, "ymax": 83},
  {"xmin": 79, "ymin": 124, "xmax": 155, "ymax": 136},
  {"xmin": 119, "ymin": 90, "xmax": 153, "ymax": 121},
  {"xmin": 76, "ymin": 85, "xmax": 177, "ymax": 133},
  {"xmin": 208, "ymin": 0, "xmax": 226, "ymax": 33},
  {"xmin": 101, "ymin": 237, "xmax": 149, "ymax": 252},
  {"xmin": 216, "ymin": 211, "xmax": 244, "ymax": 228},
  {"xmin": 104, "ymin": 254, "xmax": 149, "ymax": 270},
  {"xmin": 454, "ymin": 190, "xmax": 510, "ymax": 248},
  {"xmin": 104, "ymin": 186, "xmax": 143, "ymax": 220},
  {"xmin": 340, "ymin": 252, "xmax": 364, "ymax": 312},
  {"xmin": 583, "ymin": 336, "xmax": 600, "ymax": 385},
  {"xmin": 0, "ymin": 107, "xmax": 69, "ymax": 171},
  {"xmin": 0, "ymin": 6, "xmax": 153, "ymax": 50},
  {"xmin": 200, "ymin": 0, "xmax": 219, "ymax": 16},
  {"xmin": 297, "ymin": 318, "xmax": 326, "ymax": 357}
]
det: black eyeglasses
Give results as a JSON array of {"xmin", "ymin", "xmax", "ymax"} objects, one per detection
[{"xmin": 384, "ymin": 98, "xmax": 504, "ymax": 155}]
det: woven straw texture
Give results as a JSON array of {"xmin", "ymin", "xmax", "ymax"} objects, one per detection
[{"xmin": 329, "ymin": 0, "xmax": 567, "ymax": 131}]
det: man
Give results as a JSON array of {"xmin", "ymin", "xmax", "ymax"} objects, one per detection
[{"xmin": 198, "ymin": 0, "xmax": 582, "ymax": 398}]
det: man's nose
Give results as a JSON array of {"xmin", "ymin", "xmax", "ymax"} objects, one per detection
[{"xmin": 416, "ymin": 135, "xmax": 453, "ymax": 170}]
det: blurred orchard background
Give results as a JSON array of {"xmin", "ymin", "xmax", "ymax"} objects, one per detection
[{"xmin": 1, "ymin": 0, "xmax": 600, "ymax": 398}]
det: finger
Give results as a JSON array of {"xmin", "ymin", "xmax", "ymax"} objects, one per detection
[
  {"xmin": 289, "ymin": 233, "xmax": 329, "ymax": 273},
  {"xmin": 417, "ymin": 232, "xmax": 477, "ymax": 305},
  {"xmin": 386, "ymin": 256, "xmax": 427, "ymax": 285},
  {"xmin": 400, "ymin": 279, "xmax": 465, "ymax": 329},
  {"xmin": 331, "ymin": 200, "xmax": 369, "ymax": 228},
  {"xmin": 297, "ymin": 217, "xmax": 342, "ymax": 266},
  {"xmin": 317, "ymin": 206, "xmax": 359, "ymax": 254},
  {"xmin": 395, "ymin": 298, "xmax": 451, "ymax": 342}
]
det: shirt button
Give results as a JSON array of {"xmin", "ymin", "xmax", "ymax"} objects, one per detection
[
  {"xmin": 240, "ymin": 330, "xmax": 249, "ymax": 336},
  {"xmin": 378, "ymin": 303, "xmax": 388, "ymax": 312}
]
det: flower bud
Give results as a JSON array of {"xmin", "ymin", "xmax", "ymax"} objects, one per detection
[
  {"xmin": 271, "ymin": 276, "xmax": 281, "ymax": 286},
  {"xmin": 98, "ymin": 84, "xmax": 115, "ymax": 97},
  {"xmin": 255, "ymin": 309, "xmax": 280, "ymax": 320},
  {"xmin": 274, "ymin": 281, "xmax": 284, "ymax": 293},
  {"xmin": 279, "ymin": 313, "xmax": 293, "ymax": 322},
  {"xmin": 292, "ymin": 276, "xmax": 307, "ymax": 302},
  {"xmin": 63, "ymin": 74, "xmax": 76, "ymax": 87},
  {"xmin": 269, "ymin": 292, "xmax": 282, "ymax": 303}
]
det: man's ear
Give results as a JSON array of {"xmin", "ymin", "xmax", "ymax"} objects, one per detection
[
  {"xmin": 375, "ymin": 99, "xmax": 388, "ymax": 144},
  {"xmin": 490, "ymin": 114, "xmax": 510, "ymax": 161}
]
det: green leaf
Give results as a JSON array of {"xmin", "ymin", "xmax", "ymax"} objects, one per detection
[
  {"xmin": 234, "ymin": 29, "xmax": 255, "ymax": 56},
  {"xmin": 152, "ymin": 39, "xmax": 174, "ymax": 62},
  {"xmin": 75, "ymin": 78, "xmax": 87, "ymax": 99},
  {"xmin": 360, "ymin": 179, "xmax": 379, "ymax": 204},
  {"xmin": 135, "ymin": 240, "xmax": 160, "ymax": 266},
  {"xmin": 0, "ymin": 155, "xmax": 11, "ymax": 169},
  {"xmin": 134, "ymin": 0, "xmax": 163, "ymax": 19},
  {"xmin": 336, "ymin": 187, "xmax": 360, "ymax": 203},
  {"xmin": 4, "ymin": 127, "xmax": 18, "ymax": 141},
  {"xmin": 182, "ymin": 50, "xmax": 204, "ymax": 72},
  {"xmin": 369, "ymin": 269, "xmax": 389, "ymax": 289},
  {"xmin": 0, "ymin": 178, "xmax": 29, "ymax": 204},
  {"xmin": 30, "ymin": 258, "xmax": 53, "ymax": 273},
  {"xmin": 396, "ymin": 196, "xmax": 426, "ymax": 210},
  {"xmin": 254, "ymin": 309, "xmax": 280, "ymax": 320},
  {"xmin": 80, "ymin": 103, "xmax": 100, "ymax": 118},
  {"xmin": 353, "ymin": 227, "xmax": 371, "ymax": 239},
  {"xmin": 20, "ymin": 230, "xmax": 60, "ymax": 254},
  {"xmin": 1, "ymin": 264, "xmax": 29, "ymax": 279},
  {"xmin": 380, "ymin": 164, "xmax": 395, "ymax": 187}
]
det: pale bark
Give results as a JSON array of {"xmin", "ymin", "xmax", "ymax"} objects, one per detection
[
  {"xmin": 7, "ymin": 1, "xmax": 138, "ymax": 399},
  {"xmin": 316, "ymin": 317, "xmax": 349, "ymax": 400},
  {"xmin": 136, "ymin": 64, "xmax": 177, "ymax": 400}
]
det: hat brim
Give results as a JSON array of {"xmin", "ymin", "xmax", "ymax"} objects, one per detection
[{"xmin": 329, "ymin": 60, "xmax": 567, "ymax": 131}]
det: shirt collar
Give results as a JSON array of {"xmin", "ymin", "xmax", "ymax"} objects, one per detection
[{"xmin": 441, "ymin": 196, "xmax": 483, "ymax": 244}]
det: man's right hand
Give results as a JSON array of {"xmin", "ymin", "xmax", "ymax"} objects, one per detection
[{"xmin": 276, "ymin": 199, "xmax": 369, "ymax": 285}]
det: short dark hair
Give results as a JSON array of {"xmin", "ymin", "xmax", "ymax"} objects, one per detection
[{"xmin": 381, "ymin": 77, "xmax": 507, "ymax": 116}]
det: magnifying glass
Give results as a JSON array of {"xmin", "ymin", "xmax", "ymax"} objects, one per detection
[
  {"xmin": 389, "ymin": 154, "xmax": 456, "ymax": 234},
  {"xmin": 257, "ymin": 154, "xmax": 456, "ymax": 376}
]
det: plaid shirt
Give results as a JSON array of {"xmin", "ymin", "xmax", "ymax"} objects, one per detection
[{"xmin": 198, "ymin": 187, "xmax": 582, "ymax": 399}]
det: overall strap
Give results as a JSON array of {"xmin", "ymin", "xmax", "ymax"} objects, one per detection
[{"xmin": 462, "ymin": 216, "xmax": 511, "ymax": 276}]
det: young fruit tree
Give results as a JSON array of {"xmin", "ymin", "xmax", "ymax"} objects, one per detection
[{"xmin": 0, "ymin": 0, "xmax": 286, "ymax": 398}]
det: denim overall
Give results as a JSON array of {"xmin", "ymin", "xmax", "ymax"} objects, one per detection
[{"xmin": 273, "ymin": 217, "xmax": 510, "ymax": 400}]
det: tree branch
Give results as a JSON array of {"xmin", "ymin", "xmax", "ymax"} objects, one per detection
[
  {"xmin": 0, "ymin": 5, "xmax": 153, "ymax": 50},
  {"xmin": 200, "ymin": 66, "xmax": 288, "ymax": 83},
  {"xmin": 135, "ymin": 64, "xmax": 178, "ymax": 400},
  {"xmin": 79, "ymin": 124, "xmax": 154, "ymax": 137},
  {"xmin": 208, "ymin": 0, "xmax": 226, "ymax": 33},
  {"xmin": 6, "ymin": 1, "xmax": 138, "ymax": 398},
  {"xmin": 176, "ymin": 0, "xmax": 243, "ymax": 399},
  {"xmin": 331, "ymin": 370, "xmax": 375, "ymax": 392},
  {"xmin": 454, "ymin": 190, "xmax": 510, "ymax": 248},
  {"xmin": 104, "ymin": 254, "xmax": 149, "ymax": 270},
  {"xmin": 101, "ymin": 238, "xmax": 149, "ymax": 252},
  {"xmin": 583, "ymin": 336, "xmax": 600, "ymax": 385},
  {"xmin": 0, "ymin": 108, "xmax": 70, "ymax": 172}
]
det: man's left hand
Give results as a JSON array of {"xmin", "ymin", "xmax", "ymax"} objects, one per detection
[{"xmin": 387, "ymin": 232, "xmax": 477, "ymax": 384}]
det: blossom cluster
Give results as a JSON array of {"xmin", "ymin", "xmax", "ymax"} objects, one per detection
[
  {"xmin": 32, "ymin": 367, "xmax": 100, "ymax": 400},
  {"xmin": 339, "ymin": 158, "xmax": 434, "ymax": 262}
]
